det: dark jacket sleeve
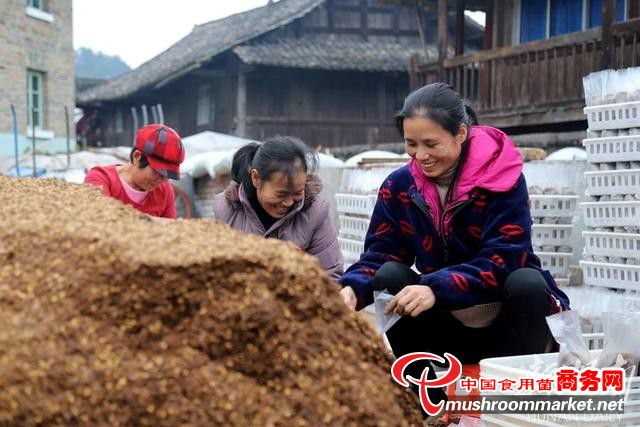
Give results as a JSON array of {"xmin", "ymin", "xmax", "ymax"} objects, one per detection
[
  {"xmin": 420, "ymin": 176, "xmax": 534, "ymax": 309},
  {"xmin": 338, "ymin": 180, "xmax": 415, "ymax": 310}
]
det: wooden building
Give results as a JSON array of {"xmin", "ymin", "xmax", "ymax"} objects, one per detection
[
  {"xmin": 412, "ymin": 0, "xmax": 640, "ymax": 144},
  {"xmin": 76, "ymin": 0, "xmax": 482, "ymax": 151}
]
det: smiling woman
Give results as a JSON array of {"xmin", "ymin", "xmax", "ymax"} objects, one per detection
[
  {"xmin": 338, "ymin": 83, "xmax": 572, "ymax": 408},
  {"xmin": 212, "ymin": 136, "xmax": 343, "ymax": 280}
]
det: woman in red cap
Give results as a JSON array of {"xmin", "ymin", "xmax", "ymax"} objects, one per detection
[{"xmin": 84, "ymin": 124, "xmax": 185, "ymax": 220}]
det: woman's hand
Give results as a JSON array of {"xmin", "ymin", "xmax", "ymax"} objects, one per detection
[
  {"xmin": 339, "ymin": 286, "xmax": 357, "ymax": 310},
  {"xmin": 384, "ymin": 285, "xmax": 435, "ymax": 317}
]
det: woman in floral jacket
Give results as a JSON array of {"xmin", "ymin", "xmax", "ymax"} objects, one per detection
[{"xmin": 339, "ymin": 84, "xmax": 569, "ymax": 389}]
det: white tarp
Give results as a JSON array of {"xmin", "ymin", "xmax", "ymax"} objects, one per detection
[
  {"xmin": 344, "ymin": 150, "xmax": 403, "ymax": 167},
  {"xmin": 316, "ymin": 153, "xmax": 345, "ymax": 168},
  {"xmin": 546, "ymin": 147, "xmax": 587, "ymax": 162},
  {"xmin": 181, "ymin": 131, "xmax": 255, "ymax": 158},
  {"xmin": 181, "ymin": 151, "xmax": 234, "ymax": 179}
]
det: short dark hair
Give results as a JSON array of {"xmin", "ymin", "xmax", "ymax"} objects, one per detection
[{"xmin": 129, "ymin": 147, "xmax": 150, "ymax": 168}]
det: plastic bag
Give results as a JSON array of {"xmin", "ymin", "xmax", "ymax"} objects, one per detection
[
  {"xmin": 546, "ymin": 310, "xmax": 592, "ymax": 369},
  {"xmin": 602, "ymin": 70, "xmax": 617, "ymax": 105},
  {"xmin": 583, "ymin": 73, "xmax": 601, "ymax": 106},
  {"xmin": 595, "ymin": 312, "xmax": 640, "ymax": 377},
  {"xmin": 374, "ymin": 290, "xmax": 401, "ymax": 334},
  {"xmin": 620, "ymin": 68, "xmax": 640, "ymax": 102}
]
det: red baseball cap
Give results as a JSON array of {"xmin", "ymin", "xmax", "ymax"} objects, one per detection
[{"xmin": 134, "ymin": 124, "xmax": 185, "ymax": 180}]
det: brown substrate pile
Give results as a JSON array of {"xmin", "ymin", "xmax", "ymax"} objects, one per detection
[{"xmin": 0, "ymin": 176, "xmax": 420, "ymax": 426}]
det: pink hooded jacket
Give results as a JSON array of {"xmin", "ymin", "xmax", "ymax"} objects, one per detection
[{"xmin": 409, "ymin": 125, "xmax": 524, "ymax": 236}]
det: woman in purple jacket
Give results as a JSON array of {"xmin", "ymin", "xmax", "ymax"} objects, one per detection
[
  {"xmin": 213, "ymin": 136, "xmax": 343, "ymax": 280},
  {"xmin": 338, "ymin": 84, "xmax": 569, "ymax": 400}
]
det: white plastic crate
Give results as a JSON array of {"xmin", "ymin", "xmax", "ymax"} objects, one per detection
[
  {"xmin": 583, "ymin": 231, "xmax": 640, "ymax": 259},
  {"xmin": 338, "ymin": 236, "xmax": 364, "ymax": 262},
  {"xmin": 583, "ymin": 332, "xmax": 605, "ymax": 351},
  {"xmin": 580, "ymin": 260, "xmax": 640, "ymax": 292},
  {"xmin": 582, "ymin": 134, "xmax": 640, "ymax": 163},
  {"xmin": 537, "ymin": 252, "xmax": 573, "ymax": 277},
  {"xmin": 529, "ymin": 195, "xmax": 579, "ymax": 218},
  {"xmin": 581, "ymin": 201, "xmax": 640, "ymax": 227},
  {"xmin": 335, "ymin": 193, "xmax": 377, "ymax": 216},
  {"xmin": 532, "ymin": 224, "xmax": 573, "ymax": 246},
  {"xmin": 338, "ymin": 215, "xmax": 370, "ymax": 240},
  {"xmin": 481, "ymin": 349, "xmax": 640, "ymax": 426},
  {"xmin": 584, "ymin": 100, "xmax": 640, "ymax": 130},
  {"xmin": 585, "ymin": 169, "xmax": 640, "ymax": 196}
]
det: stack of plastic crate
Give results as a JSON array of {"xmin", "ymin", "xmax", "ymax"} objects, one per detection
[
  {"xmin": 529, "ymin": 189, "xmax": 579, "ymax": 286},
  {"xmin": 580, "ymin": 98, "xmax": 640, "ymax": 295},
  {"xmin": 336, "ymin": 160, "xmax": 404, "ymax": 271},
  {"xmin": 480, "ymin": 333, "xmax": 640, "ymax": 426}
]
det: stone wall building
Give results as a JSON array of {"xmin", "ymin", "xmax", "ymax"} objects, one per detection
[{"xmin": 0, "ymin": 0, "xmax": 75, "ymax": 165}]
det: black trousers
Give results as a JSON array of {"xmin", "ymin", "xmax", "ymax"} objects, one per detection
[{"xmin": 375, "ymin": 262, "xmax": 556, "ymax": 406}]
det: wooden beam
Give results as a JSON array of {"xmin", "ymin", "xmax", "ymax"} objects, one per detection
[
  {"xmin": 610, "ymin": 16, "xmax": 640, "ymax": 36},
  {"xmin": 392, "ymin": 6, "xmax": 399, "ymax": 33},
  {"xmin": 190, "ymin": 68, "xmax": 233, "ymax": 79},
  {"xmin": 438, "ymin": 0, "xmax": 448, "ymax": 79},
  {"xmin": 484, "ymin": 0, "xmax": 494, "ymax": 50},
  {"xmin": 478, "ymin": 103, "xmax": 587, "ymax": 128},
  {"xmin": 235, "ymin": 65, "xmax": 247, "ymax": 137},
  {"xmin": 602, "ymin": 0, "xmax": 615, "ymax": 69},
  {"xmin": 414, "ymin": 0, "xmax": 429, "ymax": 61},
  {"xmin": 409, "ymin": 54, "xmax": 420, "ymax": 89},
  {"xmin": 361, "ymin": 0, "xmax": 368, "ymax": 39},
  {"xmin": 631, "ymin": 0, "xmax": 640, "ymax": 19},
  {"xmin": 377, "ymin": 76, "xmax": 386, "ymax": 142},
  {"xmin": 455, "ymin": 0, "xmax": 465, "ymax": 56}
]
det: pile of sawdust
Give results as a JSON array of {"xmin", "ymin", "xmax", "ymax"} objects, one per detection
[{"xmin": 0, "ymin": 176, "xmax": 420, "ymax": 426}]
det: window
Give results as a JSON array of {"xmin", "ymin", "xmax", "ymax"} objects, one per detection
[
  {"xmin": 520, "ymin": 0, "xmax": 548, "ymax": 43},
  {"xmin": 519, "ymin": 0, "xmax": 628, "ymax": 43},
  {"xmin": 27, "ymin": 70, "xmax": 44, "ymax": 129},
  {"xmin": 26, "ymin": 0, "xmax": 53, "ymax": 22},
  {"xmin": 28, "ymin": 0, "xmax": 44, "ymax": 10},
  {"xmin": 550, "ymin": 0, "xmax": 583, "ymax": 36},
  {"xmin": 196, "ymin": 84, "xmax": 211, "ymax": 126},
  {"xmin": 588, "ymin": 0, "xmax": 627, "ymax": 27}
]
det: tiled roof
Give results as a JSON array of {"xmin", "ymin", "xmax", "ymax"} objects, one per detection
[
  {"xmin": 77, "ymin": 0, "xmax": 325, "ymax": 104},
  {"xmin": 233, "ymin": 35, "xmax": 435, "ymax": 72}
]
